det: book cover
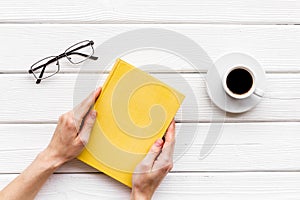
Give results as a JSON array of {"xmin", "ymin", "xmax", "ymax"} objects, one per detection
[{"xmin": 77, "ymin": 59, "xmax": 185, "ymax": 187}]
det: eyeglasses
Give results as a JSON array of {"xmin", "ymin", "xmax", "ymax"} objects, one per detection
[{"xmin": 28, "ymin": 40, "xmax": 98, "ymax": 84}]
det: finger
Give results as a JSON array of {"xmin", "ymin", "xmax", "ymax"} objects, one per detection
[
  {"xmin": 164, "ymin": 119, "xmax": 175, "ymax": 144},
  {"xmin": 137, "ymin": 139, "xmax": 164, "ymax": 172},
  {"xmin": 152, "ymin": 120, "xmax": 176, "ymax": 170},
  {"xmin": 162, "ymin": 119, "xmax": 176, "ymax": 156},
  {"xmin": 73, "ymin": 87, "xmax": 101, "ymax": 123},
  {"xmin": 77, "ymin": 110, "xmax": 97, "ymax": 145}
]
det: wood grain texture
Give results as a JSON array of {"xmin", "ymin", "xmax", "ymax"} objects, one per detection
[
  {"xmin": 0, "ymin": 0, "xmax": 299, "ymax": 24},
  {"xmin": 0, "ymin": 73, "xmax": 299, "ymax": 123},
  {"xmin": 0, "ymin": 123, "xmax": 299, "ymax": 173},
  {"xmin": 0, "ymin": 25, "xmax": 300, "ymax": 72},
  {"xmin": 0, "ymin": 1, "xmax": 299, "ymax": 199},
  {"xmin": 1, "ymin": 172, "xmax": 300, "ymax": 199}
]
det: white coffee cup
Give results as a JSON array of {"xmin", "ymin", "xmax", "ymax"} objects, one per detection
[{"xmin": 222, "ymin": 65, "xmax": 264, "ymax": 99}]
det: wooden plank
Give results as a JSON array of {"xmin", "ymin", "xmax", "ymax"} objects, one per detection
[
  {"xmin": 0, "ymin": 25, "xmax": 300, "ymax": 72},
  {"xmin": 0, "ymin": 172, "xmax": 299, "ymax": 199},
  {"xmin": 0, "ymin": 123, "xmax": 299, "ymax": 173},
  {"xmin": 0, "ymin": 0, "xmax": 299, "ymax": 24},
  {"xmin": 0, "ymin": 73, "xmax": 299, "ymax": 123}
]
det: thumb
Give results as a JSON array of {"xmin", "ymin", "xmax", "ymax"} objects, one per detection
[
  {"xmin": 78, "ymin": 110, "xmax": 97, "ymax": 145},
  {"xmin": 138, "ymin": 139, "xmax": 164, "ymax": 171}
]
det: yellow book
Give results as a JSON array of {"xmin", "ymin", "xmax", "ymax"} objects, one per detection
[{"xmin": 77, "ymin": 59, "xmax": 185, "ymax": 187}]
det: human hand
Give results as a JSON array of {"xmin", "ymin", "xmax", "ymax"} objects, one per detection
[
  {"xmin": 41, "ymin": 87, "xmax": 102, "ymax": 169},
  {"xmin": 131, "ymin": 120, "xmax": 175, "ymax": 200}
]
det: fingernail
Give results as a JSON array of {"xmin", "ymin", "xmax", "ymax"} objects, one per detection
[
  {"xmin": 91, "ymin": 110, "xmax": 97, "ymax": 119},
  {"xmin": 155, "ymin": 139, "xmax": 163, "ymax": 147}
]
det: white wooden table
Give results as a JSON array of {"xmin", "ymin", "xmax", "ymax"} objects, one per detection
[{"xmin": 0, "ymin": 1, "xmax": 300, "ymax": 199}]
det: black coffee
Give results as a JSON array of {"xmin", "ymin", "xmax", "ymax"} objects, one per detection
[{"xmin": 226, "ymin": 68, "xmax": 253, "ymax": 95}]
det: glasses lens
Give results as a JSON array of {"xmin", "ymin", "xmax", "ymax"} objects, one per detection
[
  {"xmin": 30, "ymin": 56, "xmax": 59, "ymax": 80},
  {"xmin": 65, "ymin": 40, "xmax": 94, "ymax": 64}
]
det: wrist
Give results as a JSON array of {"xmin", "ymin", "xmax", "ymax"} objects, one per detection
[
  {"xmin": 130, "ymin": 189, "xmax": 152, "ymax": 200},
  {"xmin": 37, "ymin": 149, "xmax": 65, "ymax": 171}
]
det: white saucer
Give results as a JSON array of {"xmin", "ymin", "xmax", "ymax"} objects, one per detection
[{"xmin": 206, "ymin": 53, "xmax": 266, "ymax": 113}]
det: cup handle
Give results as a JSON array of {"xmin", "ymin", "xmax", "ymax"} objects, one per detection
[{"xmin": 253, "ymin": 88, "xmax": 264, "ymax": 97}]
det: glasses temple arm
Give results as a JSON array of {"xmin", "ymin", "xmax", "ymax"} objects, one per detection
[
  {"xmin": 65, "ymin": 51, "xmax": 98, "ymax": 60},
  {"xmin": 36, "ymin": 65, "xmax": 47, "ymax": 84},
  {"xmin": 29, "ymin": 56, "xmax": 59, "ymax": 73}
]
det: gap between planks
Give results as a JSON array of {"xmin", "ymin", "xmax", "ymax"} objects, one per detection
[
  {"xmin": 2, "ymin": 170, "xmax": 300, "ymax": 175},
  {"xmin": 2, "ymin": 119, "xmax": 300, "ymax": 124}
]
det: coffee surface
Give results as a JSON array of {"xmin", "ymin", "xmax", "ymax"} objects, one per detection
[{"xmin": 226, "ymin": 68, "xmax": 253, "ymax": 95}]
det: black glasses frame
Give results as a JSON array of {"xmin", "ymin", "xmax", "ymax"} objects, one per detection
[{"xmin": 28, "ymin": 40, "xmax": 98, "ymax": 84}]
